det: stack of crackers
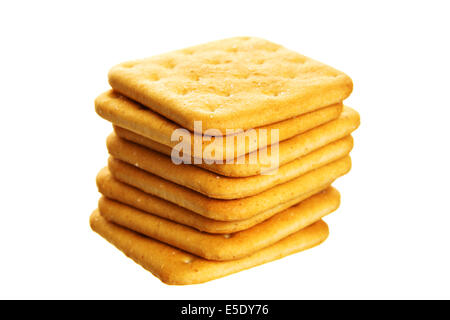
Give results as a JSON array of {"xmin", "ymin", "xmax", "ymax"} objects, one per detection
[{"xmin": 91, "ymin": 37, "xmax": 360, "ymax": 285}]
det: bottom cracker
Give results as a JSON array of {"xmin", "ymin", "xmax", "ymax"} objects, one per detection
[{"xmin": 90, "ymin": 210, "xmax": 329, "ymax": 285}]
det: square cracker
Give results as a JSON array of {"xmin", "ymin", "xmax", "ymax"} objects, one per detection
[
  {"xmin": 98, "ymin": 187, "xmax": 339, "ymax": 261},
  {"xmin": 97, "ymin": 168, "xmax": 329, "ymax": 234},
  {"xmin": 106, "ymin": 132, "xmax": 353, "ymax": 199},
  {"xmin": 108, "ymin": 37, "xmax": 353, "ymax": 132},
  {"xmin": 113, "ymin": 106, "xmax": 359, "ymax": 177},
  {"xmin": 106, "ymin": 156, "xmax": 351, "ymax": 221},
  {"xmin": 90, "ymin": 210, "xmax": 329, "ymax": 285},
  {"xmin": 95, "ymin": 90, "xmax": 343, "ymax": 161}
]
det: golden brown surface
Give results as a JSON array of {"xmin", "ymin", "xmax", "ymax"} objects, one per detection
[
  {"xmin": 97, "ymin": 167, "xmax": 329, "ymax": 233},
  {"xmin": 115, "ymin": 106, "xmax": 360, "ymax": 177},
  {"xmin": 108, "ymin": 37, "xmax": 353, "ymax": 132},
  {"xmin": 98, "ymin": 187, "xmax": 339, "ymax": 260},
  {"xmin": 90, "ymin": 210, "xmax": 329, "ymax": 285},
  {"xmin": 95, "ymin": 90, "xmax": 342, "ymax": 160},
  {"xmin": 107, "ymin": 132, "xmax": 353, "ymax": 199},
  {"xmin": 107, "ymin": 156, "xmax": 351, "ymax": 221}
]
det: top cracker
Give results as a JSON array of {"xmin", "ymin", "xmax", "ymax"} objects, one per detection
[{"xmin": 108, "ymin": 37, "xmax": 353, "ymax": 132}]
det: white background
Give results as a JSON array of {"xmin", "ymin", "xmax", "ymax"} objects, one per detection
[{"xmin": 1, "ymin": 0, "xmax": 449, "ymax": 299}]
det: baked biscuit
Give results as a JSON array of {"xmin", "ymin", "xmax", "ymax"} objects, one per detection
[
  {"xmin": 107, "ymin": 156, "xmax": 351, "ymax": 221},
  {"xmin": 97, "ymin": 167, "xmax": 329, "ymax": 233},
  {"xmin": 95, "ymin": 90, "xmax": 342, "ymax": 161},
  {"xmin": 90, "ymin": 210, "xmax": 329, "ymax": 285},
  {"xmin": 108, "ymin": 37, "xmax": 353, "ymax": 132},
  {"xmin": 114, "ymin": 106, "xmax": 359, "ymax": 177},
  {"xmin": 107, "ymin": 133, "xmax": 353, "ymax": 199},
  {"xmin": 98, "ymin": 187, "xmax": 339, "ymax": 260}
]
